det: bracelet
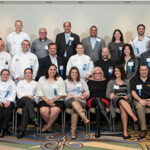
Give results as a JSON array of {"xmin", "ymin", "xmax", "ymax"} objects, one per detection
[{"xmin": 53, "ymin": 98, "xmax": 57, "ymax": 103}]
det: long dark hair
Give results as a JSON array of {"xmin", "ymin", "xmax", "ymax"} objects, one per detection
[
  {"xmin": 119, "ymin": 43, "xmax": 135, "ymax": 63},
  {"xmin": 44, "ymin": 64, "xmax": 59, "ymax": 80},
  {"xmin": 111, "ymin": 29, "xmax": 124, "ymax": 42},
  {"xmin": 112, "ymin": 65, "xmax": 127, "ymax": 80},
  {"xmin": 68, "ymin": 66, "xmax": 80, "ymax": 82}
]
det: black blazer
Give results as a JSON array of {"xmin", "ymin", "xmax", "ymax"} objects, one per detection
[
  {"xmin": 36, "ymin": 55, "xmax": 66, "ymax": 80},
  {"xmin": 55, "ymin": 32, "xmax": 80, "ymax": 59}
]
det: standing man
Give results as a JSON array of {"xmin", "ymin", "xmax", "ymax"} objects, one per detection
[
  {"xmin": 56, "ymin": 21, "xmax": 80, "ymax": 62},
  {"xmin": 6, "ymin": 20, "xmax": 30, "ymax": 57},
  {"xmin": 94, "ymin": 48, "xmax": 114, "ymax": 81},
  {"xmin": 11, "ymin": 40, "xmax": 39, "ymax": 82},
  {"xmin": 131, "ymin": 65, "xmax": 150, "ymax": 138},
  {"xmin": 82, "ymin": 26, "xmax": 105, "ymax": 63},
  {"xmin": 31, "ymin": 28, "xmax": 53, "ymax": 60},
  {"xmin": 130, "ymin": 24, "xmax": 150, "ymax": 57},
  {"xmin": 0, "ymin": 39, "xmax": 11, "ymax": 73},
  {"xmin": 37, "ymin": 43, "xmax": 66, "ymax": 80}
]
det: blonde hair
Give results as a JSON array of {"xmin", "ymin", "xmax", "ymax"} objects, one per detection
[{"xmin": 90, "ymin": 67, "xmax": 106, "ymax": 81}]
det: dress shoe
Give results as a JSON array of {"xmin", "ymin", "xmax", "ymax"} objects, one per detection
[
  {"xmin": 140, "ymin": 130, "xmax": 147, "ymax": 138},
  {"xmin": 95, "ymin": 126, "xmax": 101, "ymax": 138},
  {"xmin": 0, "ymin": 129, "xmax": 5, "ymax": 138},
  {"xmin": 17, "ymin": 131, "xmax": 25, "ymax": 139},
  {"xmin": 123, "ymin": 135, "xmax": 131, "ymax": 139}
]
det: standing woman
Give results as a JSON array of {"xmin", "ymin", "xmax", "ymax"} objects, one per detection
[
  {"xmin": 16, "ymin": 68, "xmax": 39, "ymax": 138},
  {"xmin": 37, "ymin": 64, "xmax": 66, "ymax": 133},
  {"xmin": 65, "ymin": 67, "xmax": 89, "ymax": 139},
  {"xmin": 106, "ymin": 65, "xmax": 137, "ymax": 139},
  {"xmin": 119, "ymin": 44, "xmax": 139, "ymax": 80},
  {"xmin": 108, "ymin": 29, "xmax": 124, "ymax": 63},
  {"xmin": 0, "ymin": 69, "xmax": 16, "ymax": 137},
  {"xmin": 66, "ymin": 43, "xmax": 94, "ymax": 80},
  {"xmin": 87, "ymin": 67, "xmax": 110, "ymax": 138}
]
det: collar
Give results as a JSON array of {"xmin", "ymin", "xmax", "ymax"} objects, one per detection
[{"xmin": 39, "ymin": 37, "xmax": 47, "ymax": 41}]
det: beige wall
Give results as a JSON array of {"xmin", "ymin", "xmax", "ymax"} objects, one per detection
[{"xmin": 0, "ymin": 2, "xmax": 150, "ymax": 48}]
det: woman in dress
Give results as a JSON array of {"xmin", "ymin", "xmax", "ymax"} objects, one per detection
[
  {"xmin": 108, "ymin": 29, "xmax": 124, "ymax": 63},
  {"xmin": 106, "ymin": 65, "xmax": 137, "ymax": 139},
  {"xmin": 65, "ymin": 66, "xmax": 89, "ymax": 139},
  {"xmin": 87, "ymin": 67, "xmax": 110, "ymax": 138},
  {"xmin": 37, "ymin": 64, "xmax": 66, "ymax": 133}
]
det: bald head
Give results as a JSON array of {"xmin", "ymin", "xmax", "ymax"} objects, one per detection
[
  {"xmin": 63, "ymin": 21, "xmax": 71, "ymax": 33},
  {"xmin": 0, "ymin": 39, "xmax": 5, "ymax": 52},
  {"xmin": 101, "ymin": 48, "xmax": 110, "ymax": 60}
]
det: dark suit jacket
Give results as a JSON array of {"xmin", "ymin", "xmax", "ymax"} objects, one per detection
[
  {"xmin": 36, "ymin": 55, "xmax": 66, "ymax": 80},
  {"xmin": 55, "ymin": 32, "xmax": 80, "ymax": 60}
]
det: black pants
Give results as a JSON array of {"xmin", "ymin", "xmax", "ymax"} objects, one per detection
[
  {"xmin": 17, "ymin": 97, "xmax": 36, "ymax": 132},
  {"xmin": 0, "ymin": 102, "xmax": 14, "ymax": 130}
]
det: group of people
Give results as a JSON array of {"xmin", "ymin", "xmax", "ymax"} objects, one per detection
[{"xmin": 0, "ymin": 20, "xmax": 150, "ymax": 140}]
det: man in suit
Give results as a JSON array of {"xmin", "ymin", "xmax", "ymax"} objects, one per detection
[
  {"xmin": 55, "ymin": 21, "xmax": 80, "ymax": 62},
  {"xmin": 82, "ymin": 26, "xmax": 105, "ymax": 63},
  {"xmin": 36, "ymin": 43, "xmax": 66, "ymax": 80}
]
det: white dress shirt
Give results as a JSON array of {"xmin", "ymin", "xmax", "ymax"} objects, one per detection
[
  {"xmin": 6, "ymin": 31, "xmax": 30, "ymax": 56},
  {"xmin": 17, "ymin": 79, "xmax": 39, "ymax": 104},
  {"xmin": 0, "ymin": 79, "xmax": 16, "ymax": 103},
  {"xmin": 66, "ymin": 54, "xmax": 94, "ymax": 79},
  {"xmin": 11, "ymin": 51, "xmax": 39, "ymax": 80},
  {"xmin": 130, "ymin": 35, "xmax": 150, "ymax": 57},
  {"xmin": 0, "ymin": 51, "xmax": 11, "ymax": 73}
]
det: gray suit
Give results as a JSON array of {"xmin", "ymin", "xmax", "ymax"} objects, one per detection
[{"xmin": 82, "ymin": 36, "xmax": 105, "ymax": 62}]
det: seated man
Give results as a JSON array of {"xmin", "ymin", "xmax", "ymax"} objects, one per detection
[{"xmin": 131, "ymin": 64, "xmax": 150, "ymax": 138}]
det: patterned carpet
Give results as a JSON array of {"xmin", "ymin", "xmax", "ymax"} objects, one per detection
[{"xmin": 1, "ymin": 122, "xmax": 150, "ymax": 150}]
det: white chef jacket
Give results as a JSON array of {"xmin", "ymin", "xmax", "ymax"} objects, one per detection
[
  {"xmin": 130, "ymin": 35, "xmax": 150, "ymax": 57},
  {"xmin": 66, "ymin": 54, "xmax": 94, "ymax": 79},
  {"xmin": 6, "ymin": 31, "xmax": 30, "ymax": 56},
  {"xmin": 17, "ymin": 79, "xmax": 39, "ymax": 104},
  {"xmin": 0, "ymin": 51, "xmax": 11, "ymax": 73},
  {"xmin": 0, "ymin": 79, "xmax": 16, "ymax": 103},
  {"xmin": 11, "ymin": 51, "xmax": 39, "ymax": 80}
]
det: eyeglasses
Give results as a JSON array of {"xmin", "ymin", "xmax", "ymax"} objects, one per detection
[
  {"xmin": 94, "ymin": 72, "xmax": 102, "ymax": 75},
  {"xmin": 39, "ymin": 32, "xmax": 46, "ymax": 34}
]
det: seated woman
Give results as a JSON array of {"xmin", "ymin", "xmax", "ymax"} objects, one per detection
[
  {"xmin": 16, "ymin": 68, "xmax": 39, "ymax": 138},
  {"xmin": 37, "ymin": 64, "xmax": 66, "ymax": 133},
  {"xmin": 66, "ymin": 42, "xmax": 94, "ymax": 80},
  {"xmin": 119, "ymin": 44, "xmax": 139, "ymax": 80},
  {"xmin": 106, "ymin": 65, "xmax": 137, "ymax": 139},
  {"xmin": 87, "ymin": 67, "xmax": 110, "ymax": 138},
  {"xmin": 65, "ymin": 66, "xmax": 89, "ymax": 139},
  {"xmin": 0, "ymin": 69, "xmax": 16, "ymax": 138}
]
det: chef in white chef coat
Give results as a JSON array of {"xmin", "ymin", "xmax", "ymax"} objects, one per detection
[
  {"xmin": 6, "ymin": 20, "xmax": 30, "ymax": 57},
  {"xmin": 0, "ymin": 39, "xmax": 11, "ymax": 73},
  {"xmin": 11, "ymin": 40, "xmax": 39, "ymax": 82},
  {"xmin": 66, "ymin": 42, "xmax": 94, "ymax": 80},
  {"xmin": 0, "ymin": 69, "xmax": 16, "ymax": 137}
]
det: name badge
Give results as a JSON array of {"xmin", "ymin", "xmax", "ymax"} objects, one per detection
[
  {"xmin": 52, "ymin": 84, "xmax": 58, "ymax": 96},
  {"xmin": 60, "ymin": 66, "xmax": 63, "ymax": 76},
  {"xmin": 44, "ymin": 45, "xmax": 48, "ymax": 50},
  {"xmin": 119, "ymin": 46, "xmax": 122, "ymax": 51},
  {"xmin": 119, "ymin": 47, "xmax": 122, "ymax": 56},
  {"xmin": 108, "ymin": 68, "xmax": 113, "ymax": 73},
  {"xmin": 76, "ymin": 83, "xmax": 81, "ymax": 93},
  {"xmin": 114, "ymin": 85, "xmax": 119, "ymax": 89},
  {"xmin": 136, "ymin": 85, "xmax": 142, "ymax": 90},
  {"xmin": 128, "ymin": 62, "xmax": 134, "ymax": 66},
  {"xmin": 146, "ymin": 58, "xmax": 150, "ymax": 62},
  {"xmin": 83, "ymin": 64, "xmax": 87, "ymax": 71},
  {"xmin": 96, "ymin": 38, "xmax": 101, "ymax": 42},
  {"xmin": 69, "ymin": 37, "xmax": 74, "ymax": 41},
  {"xmin": 136, "ymin": 48, "xmax": 140, "ymax": 54}
]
